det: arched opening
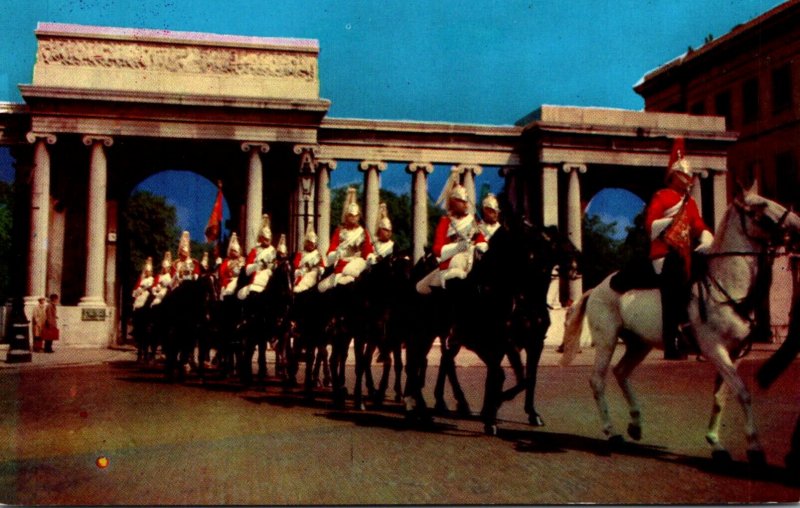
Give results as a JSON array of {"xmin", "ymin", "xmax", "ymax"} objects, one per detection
[
  {"xmin": 117, "ymin": 170, "xmax": 231, "ymax": 343},
  {"xmin": 582, "ymin": 188, "xmax": 647, "ymax": 289}
]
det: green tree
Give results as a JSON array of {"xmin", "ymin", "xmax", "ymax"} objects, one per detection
[
  {"xmin": 581, "ymin": 212, "xmax": 650, "ymax": 290},
  {"xmin": 121, "ymin": 191, "xmax": 179, "ymax": 285}
]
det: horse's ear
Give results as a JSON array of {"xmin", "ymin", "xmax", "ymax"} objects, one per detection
[{"xmin": 732, "ymin": 178, "xmax": 748, "ymax": 201}]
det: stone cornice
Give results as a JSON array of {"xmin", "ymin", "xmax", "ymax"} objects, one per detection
[
  {"xmin": 19, "ymin": 85, "xmax": 331, "ymax": 112},
  {"xmin": 36, "ymin": 22, "xmax": 320, "ymax": 54},
  {"xmin": 322, "ymin": 117, "xmax": 520, "ymax": 137}
]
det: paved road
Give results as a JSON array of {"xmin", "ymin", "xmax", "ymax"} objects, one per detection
[{"xmin": 1, "ymin": 343, "xmax": 799, "ymax": 504}]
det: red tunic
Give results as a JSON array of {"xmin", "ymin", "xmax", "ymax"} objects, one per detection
[
  {"xmin": 218, "ymin": 258, "xmax": 240, "ymax": 290},
  {"xmin": 432, "ymin": 214, "xmax": 486, "ymax": 270},
  {"xmin": 327, "ymin": 226, "xmax": 374, "ymax": 273},
  {"xmin": 645, "ymin": 188, "xmax": 710, "ymax": 268}
]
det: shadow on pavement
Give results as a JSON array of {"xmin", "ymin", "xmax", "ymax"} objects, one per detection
[{"xmin": 500, "ymin": 427, "xmax": 793, "ymax": 486}]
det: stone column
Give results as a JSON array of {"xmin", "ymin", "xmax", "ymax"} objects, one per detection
[
  {"xmin": 541, "ymin": 165, "xmax": 559, "ymax": 227},
  {"xmin": 691, "ymin": 170, "xmax": 708, "ymax": 217},
  {"xmin": 359, "ymin": 161, "xmax": 387, "ymax": 237},
  {"xmin": 241, "ymin": 142, "xmax": 270, "ymax": 251},
  {"xmin": 315, "ymin": 160, "xmax": 337, "ymax": 255},
  {"xmin": 563, "ymin": 163, "xmax": 587, "ymax": 302},
  {"xmin": 712, "ymin": 169, "xmax": 728, "ymax": 230},
  {"xmin": 541, "ymin": 164, "xmax": 561, "ymax": 308},
  {"xmin": 455, "ymin": 164, "xmax": 483, "ymax": 211},
  {"xmin": 294, "ymin": 145, "xmax": 318, "ymax": 252},
  {"xmin": 80, "ymin": 135, "xmax": 113, "ymax": 307},
  {"xmin": 407, "ymin": 162, "xmax": 434, "ymax": 263},
  {"xmin": 25, "ymin": 132, "xmax": 56, "ymax": 304},
  {"xmin": 47, "ymin": 199, "xmax": 65, "ymax": 298}
]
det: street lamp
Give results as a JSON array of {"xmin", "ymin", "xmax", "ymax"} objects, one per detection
[{"xmin": 298, "ymin": 159, "xmax": 315, "ymax": 238}]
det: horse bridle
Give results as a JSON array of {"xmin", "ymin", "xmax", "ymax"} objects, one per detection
[{"xmin": 699, "ymin": 202, "xmax": 789, "ymax": 355}]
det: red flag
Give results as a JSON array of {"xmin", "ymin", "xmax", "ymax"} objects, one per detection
[
  {"xmin": 204, "ymin": 184, "xmax": 223, "ymax": 243},
  {"xmin": 668, "ymin": 137, "xmax": 686, "ymax": 170}
]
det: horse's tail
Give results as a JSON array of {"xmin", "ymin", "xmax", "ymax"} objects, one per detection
[{"xmin": 560, "ymin": 289, "xmax": 592, "ymax": 367}]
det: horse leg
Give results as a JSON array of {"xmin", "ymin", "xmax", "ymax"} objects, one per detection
[
  {"xmin": 392, "ymin": 343, "xmax": 404, "ymax": 402},
  {"xmin": 353, "ymin": 337, "xmax": 367, "ymax": 411},
  {"xmin": 481, "ymin": 359, "xmax": 506, "ymax": 436},
  {"xmin": 705, "ymin": 373, "xmax": 731, "ymax": 461},
  {"xmin": 523, "ymin": 338, "xmax": 546, "ymax": 426},
  {"xmin": 611, "ymin": 338, "xmax": 652, "ymax": 441},
  {"xmin": 363, "ymin": 342, "xmax": 378, "ymax": 399},
  {"xmin": 433, "ymin": 339, "xmax": 450, "ymax": 412},
  {"xmin": 446, "ymin": 345, "xmax": 471, "ymax": 416},
  {"xmin": 375, "ymin": 345, "xmax": 391, "ymax": 405},
  {"xmin": 704, "ymin": 346, "xmax": 765, "ymax": 465},
  {"xmin": 589, "ymin": 340, "xmax": 621, "ymax": 443}
]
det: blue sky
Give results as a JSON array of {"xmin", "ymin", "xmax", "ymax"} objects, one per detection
[{"xmin": 0, "ymin": 0, "xmax": 781, "ymax": 239}]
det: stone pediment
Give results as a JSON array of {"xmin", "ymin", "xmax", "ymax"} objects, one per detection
[{"xmin": 31, "ymin": 22, "xmax": 320, "ymax": 101}]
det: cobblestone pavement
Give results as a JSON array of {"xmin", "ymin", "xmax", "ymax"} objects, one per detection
[{"xmin": 1, "ymin": 342, "xmax": 799, "ymax": 504}]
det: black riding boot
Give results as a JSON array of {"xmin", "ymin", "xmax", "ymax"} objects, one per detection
[{"xmin": 660, "ymin": 253, "xmax": 689, "ymax": 360}]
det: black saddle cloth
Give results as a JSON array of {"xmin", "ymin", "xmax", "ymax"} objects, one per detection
[{"xmin": 609, "ymin": 259, "xmax": 659, "ymax": 293}]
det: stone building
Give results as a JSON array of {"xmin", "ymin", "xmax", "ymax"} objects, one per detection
[
  {"xmin": 0, "ymin": 23, "xmax": 734, "ymax": 346},
  {"xmin": 635, "ymin": 0, "xmax": 800, "ymax": 338}
]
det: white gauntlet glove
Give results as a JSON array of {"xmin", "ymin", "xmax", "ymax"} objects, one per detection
[{"xmin": 694, "ymin": 230, "xmax": 714, "ymax": 254}]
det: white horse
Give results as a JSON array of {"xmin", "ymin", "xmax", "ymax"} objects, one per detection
[{"xmin": 560, "ymin": 187, "xmax": 800, "ymax": 463}]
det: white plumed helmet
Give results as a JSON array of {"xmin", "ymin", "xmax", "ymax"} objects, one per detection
[
  {"xmin": 259, "ymin": 214, "xmax": 272, "ymax": 241},
  {"xmin": 227, "ymin": 232, "xmax": 241, "ymax": 257},
  {"xmin": 377, "ymin": 202, "xmax": 392, "ymax": 231},
  {"xmin": 482, "ymin": 193, "xmax": 500, "ymax": 212},
  {"xmin": 341, "ymin": 187, "xmax": 361, "ymax": 223}
]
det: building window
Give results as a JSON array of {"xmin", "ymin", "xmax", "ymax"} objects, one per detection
[
  {"xmin": 690, "ymin": 100, "xmax": 705, "ymax": 115},
  {"xmin": 715, "ymin": 90, "xmax": 732, "ymax": 128},
  {"xmin": 774, "ymin": 151, "xmax": 798, "ymax": 207},
  {"xmin": 742, "ymin": 78, "xmax": 759, "ymax": 124},
  {"xmin": 772, "ymin": 63, "xmax": 792, "ymax": 114}
]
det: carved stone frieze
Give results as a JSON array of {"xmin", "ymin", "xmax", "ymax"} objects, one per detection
[{"xmin": 37, "ymin": 38, "xmax": 317, "ymax": 81}]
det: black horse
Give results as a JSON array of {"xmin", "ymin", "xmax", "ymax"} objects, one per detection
[
  {"xmin": 351, "ymin": 252, "xmax": 415, "ymax": 409},
  {"xmin": 404, "ymin": 216, "xmax": 580, "ymax": 434},
  {"xmin": 238, "ymin": 256, "xmax": 294, "ymax": 386},
  {"xmin": 161, "ymin": 276, "xmax": 213, "ymax": 381}
]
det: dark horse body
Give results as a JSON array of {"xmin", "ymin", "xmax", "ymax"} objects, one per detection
[
  {"xmin": 239, "ymin": 257, "xmax": 294, "ymax": 386},
  {"xmin": 404, "ymin": 219, "xmax": 579, "ymax": 433}
]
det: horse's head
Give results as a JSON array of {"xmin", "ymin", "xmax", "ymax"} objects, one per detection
[{"xmin": 732, "ymin": 185, "xmax": 800, "ymax": 246}]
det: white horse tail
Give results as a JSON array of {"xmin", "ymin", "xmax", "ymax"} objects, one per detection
[{"xmin": 560, "ymin": 289, "xmax": 592, "ymax": 367}]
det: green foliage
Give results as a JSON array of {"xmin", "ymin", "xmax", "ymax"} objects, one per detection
[
  {"xmin": 121, "ymin": 191, "xmax": 179, "ymax": 282},
  {"xmin": 581, "ymin": 212, "xmax": 648, "ymax": 289}
]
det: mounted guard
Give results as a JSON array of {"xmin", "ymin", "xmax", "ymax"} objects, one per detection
[
  {"xmin": 367, "ymin": 202, "xmax": 394, "ymax": 266},
  {"xmin": 238, "ymin": 214, "xmax": 277, "ymax": 300},
  {"xmin": 173, "ymin": 231, "xmax": 201, "ymax": 287},
  {"xmin": 219, "ymin": 232, "xmax": 244, "ymax": 299},
  {"xmin": 293, "ymin": 223, "xmax": 325, "ymax": 293},
  {"xmin": 132, "ymin": 256, "xmax": 155, "ymax": 311},
  {"xmin": 318, "ymin": 187, "xmax": 374, "ymax": 292},
  {"xmin": 416, "ymin": 169, "xmax": 488, "ymax": 295},
  {"xmin": 644, "ymin": 138, "xmax": 713, "ymax": 359},
  {"xmin": 151, "ymin": 251, "xmax": 173, "ymax": 307},
  {"xmin": 479, "ymin": 193, "xmax": 501, "ymax": 243}
]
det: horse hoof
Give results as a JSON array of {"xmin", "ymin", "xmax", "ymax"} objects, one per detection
[
  {"xmin": 356, "ymin": 402, "xmax": 366, "ymax": 411},
  {"xmin": 747, "ymin": 449, "xmax": 767, "ymax": 468},
  {"xmin": 528, "ymin": 413, "xmax": 545, "ymax": 427},
  {"xmin": 434, "ymin": 400, "xmax": 449, "ymax": 414},
  {"xmin": 484, "ymin": 424, "xmax": 498, "ymax": 436},
  {"xmin": 712, "ymin": 450, "xmax": 733, "ymax": 463},
  {"xmin": 456, "ymin": 402, "xmax": 472, "ymax": 417},
  {"xmin": 608, "ymin": 434, "xmax": 625, "ymax": 448},
  {"xmin": 627, "ymin": 423, "xmax": 642, "ymax": 441}
]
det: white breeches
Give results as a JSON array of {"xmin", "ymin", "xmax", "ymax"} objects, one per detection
[
  {"xmin": 318, "ymin": 258, "xmax": 367, "ymax": 293},
  {"xmin": 415, "ymin": 251, "xmax": 473, "ymax": 295},
  {"xmin": 293, "ymin": 271, "xmax": 319, "ymax": 294},
  {"xmin": 221, "ymin": 279, "xmax": 238, "ymax": 297},
  {"xmin": 237, "ymin": 269, "xmax": 272, "ymax": 300}
]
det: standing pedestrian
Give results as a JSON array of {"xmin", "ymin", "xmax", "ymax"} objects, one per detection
[
  {"xmin": 31, "ymin": 297, "xmax": 47, "ymax": 352},
  {"xmin": 42, "ymin": 294, "xmax": 59, "ymax": 353}
]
